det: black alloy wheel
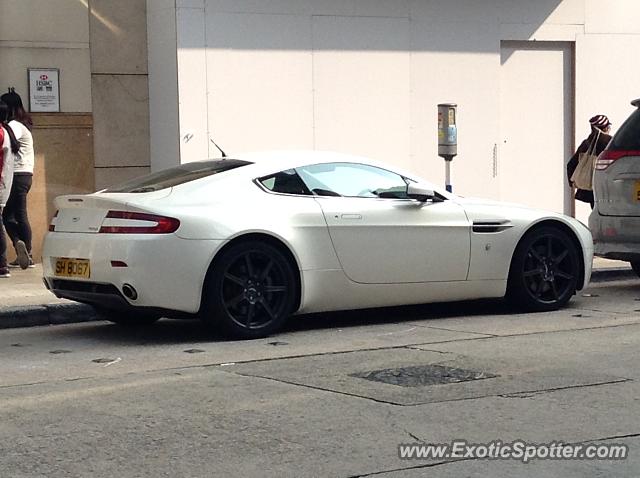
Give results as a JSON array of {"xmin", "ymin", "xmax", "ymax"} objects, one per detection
[
  {"xmin": 507, "ymin": 227, "xmax": 580, "ymax": 311},
  {"xmin": 204, "ymin": 241, "xmax": 297, "ymax": 339}
]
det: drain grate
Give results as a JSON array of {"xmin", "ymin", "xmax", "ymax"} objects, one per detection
[{"xmin": 351, "ymin": 364, "xmax": 498, "ymax": 388}]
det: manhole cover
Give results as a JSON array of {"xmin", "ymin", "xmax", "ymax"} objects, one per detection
[{"xmin": 351, "ymin": 364, "xmax": 498, "ymax": 387}]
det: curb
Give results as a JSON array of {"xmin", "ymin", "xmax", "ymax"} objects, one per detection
[
  {"xmin": 0, "ymin": 268, "xmax": 636, "ymax": 331},
  {"xmin": 0, "ymin": 303, "xmax": 99, "ymax": 330},
  {"xmin": 590, "ymin": 268, "xmax": 636, "ymax": 283}
]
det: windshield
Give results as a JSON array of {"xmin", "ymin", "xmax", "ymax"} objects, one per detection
[
  {"xmin": 609, "ymin": 109, "xmax": 640, "ymax": 151},
  {"xmin": 104, "ymin": 159, "xmax": 252, "ymax": 193}
]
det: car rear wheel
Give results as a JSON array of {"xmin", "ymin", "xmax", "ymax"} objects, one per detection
[
  {"xmin": 203, "ymin": 241, "xmax": 297, "ymax": 339},
  {"xmin": 94, "ymin": 307, "xmax": 161, "ymax": 326},
  {"xmin": 507, "ymin": 227, "xmax": 579, "ymax": 311}
]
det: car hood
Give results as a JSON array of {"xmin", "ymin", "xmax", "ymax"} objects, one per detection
[
  {"xmin": 454, "ymin": 196, "xmax": 570, "ymax": 218},
  {"xmin": 453, "ymin": 196, "xmax": 591, "ymax": 229},
  {"xmin": 454, "ymin": 196, "xmax": 534, "ymax": 209}
]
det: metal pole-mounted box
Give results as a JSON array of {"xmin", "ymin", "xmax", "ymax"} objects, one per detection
[{"xmin": 437, "ymin": 103, "xmax": 457, "ymax": 160}]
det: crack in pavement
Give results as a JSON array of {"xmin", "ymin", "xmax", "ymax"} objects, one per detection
[
  {"xmin": 413, "ymin": 324, "xmax": 498, "ymax": 337},
  {"xmin": 403, "ymin": 347, "xmax": 456, "ymax": 355},
  {"xmin": 579, "ymin": 432, "xmax": 640, "ymax": 444},
  {"xmin": 346, "ymin": 457, "xmax": 472, "ymax": 477},
  {"xmin": 346, "ymin": 432, "xmax": 640, "ymax": 478},
  {"xmin": 0, "ymin": 380, "xmax": 49, "ymax": 390},
  {"xmin": 425, "ymin": 326, "xmax": 496, "ymax": 336},
  {"xmin": 222, "ymin": 371, "xmax": 402, "ymax": 406},
  {"xmin": 570, "ymin": 306, "xmax": 640, "ymax": 315},
  {"xmin": 424, "ymin": 320, "xmax": 640, "ymax": 343},
  {"xmin": 496, "ymin": 379, "xmax": 633, "ymax": 399},
  {"xmin": 404, "ymin": 429, "xmax": 422, "ymax": 442}
]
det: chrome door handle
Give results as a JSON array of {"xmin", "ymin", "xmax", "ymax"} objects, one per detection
[{"xmin": 340, "ymin": 214, "xmax": 363, "ymax": 220}]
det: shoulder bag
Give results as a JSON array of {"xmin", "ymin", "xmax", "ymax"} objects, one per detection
[{"xmin": 570, "ymin": 130, "xmax": 601, "ymax": 191}]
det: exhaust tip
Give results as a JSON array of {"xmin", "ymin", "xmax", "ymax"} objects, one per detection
[{"xmin": 122, "ymin": 283, "xmax": 138, "ymax": 301}]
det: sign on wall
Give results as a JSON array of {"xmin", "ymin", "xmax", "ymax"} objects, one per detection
[{"xmin": 28, "ymin": 68, "xmax": 60, "ymax": 112}]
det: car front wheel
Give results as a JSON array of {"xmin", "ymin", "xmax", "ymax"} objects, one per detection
[
  {"xmin": 507, "ymin": 226, "xmax": 580, "ymax": 311},
  {"xmin": 202, "ymin": 241, "xmax": 297, "ymax": 339}
]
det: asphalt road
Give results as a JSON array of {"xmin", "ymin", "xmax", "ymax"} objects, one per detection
[{"xmin": 1, "ymin": 278, "xmax": 639, "ymax": 477}]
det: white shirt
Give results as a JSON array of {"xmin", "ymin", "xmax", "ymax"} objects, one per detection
[
  {"xmin": 0, "ymin": 126, "xmax": 15, "ymax": 207},
  {"xmin": 8, "ymin": 120, "xmax": 34, "ymax": 174}
]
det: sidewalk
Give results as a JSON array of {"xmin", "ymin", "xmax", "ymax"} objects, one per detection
[
  {"xmin": 0, "ymin": 264, "xmax": 97, "ymax": 328},
  {"xmin": 0, "ymin": 259, "xmax": 636, "ymax": 330}
]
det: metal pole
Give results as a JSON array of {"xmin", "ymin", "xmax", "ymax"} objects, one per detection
[{"xmin": 445, "ymin": 158, "xmax": 452, "ymax": 193}]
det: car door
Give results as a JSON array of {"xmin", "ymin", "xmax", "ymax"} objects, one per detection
[{"xmin": 296, "ymin": 162, "xmax": 471, "ymax": 284}]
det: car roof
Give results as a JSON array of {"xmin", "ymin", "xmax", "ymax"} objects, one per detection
[{"xmin": 234, "ymin": 150, "xmax": 386, "ymax": 171}]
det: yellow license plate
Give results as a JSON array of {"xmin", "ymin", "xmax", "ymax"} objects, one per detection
[
  {"xmin": 635, "ymin": 181, "xmax": 640, "ymax": 202},
  {"xmin": 54, "ymin": 258, "xmax": 91, "ymax": 278}
]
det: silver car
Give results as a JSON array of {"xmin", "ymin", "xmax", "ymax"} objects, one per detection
[{"xmin": 589, "ymin": 98, "xmax": 640, "ymax": 277}]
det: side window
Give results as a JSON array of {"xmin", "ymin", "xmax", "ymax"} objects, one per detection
[
  {"xmin": 257, "ymin": 169, "xmax": 311, "ymax": 195},
  {"xmin": 297, "ymin": 163, "xmax": 408, "ymax": 198}
]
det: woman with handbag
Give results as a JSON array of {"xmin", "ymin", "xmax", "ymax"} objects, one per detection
[{"xmin": 567, "ymin": 114, "xmax": 612, "ymax": 209}]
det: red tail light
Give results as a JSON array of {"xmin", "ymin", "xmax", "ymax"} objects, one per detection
[
  {"xmin": 595, "ymin": 150, "xmax": 640, "ymax": 170},
  {"xmin": 48, "ymin": 210, "xmax": 59, "ymax": 232},
  {"xmin": 99, "ymin": 211, "xmax": 180, "ymax": 234}
]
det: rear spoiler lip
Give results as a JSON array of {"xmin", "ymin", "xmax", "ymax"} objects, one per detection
[{"xmin": 631, "ymin": 98, "xmax": 640, "ymax": 108}]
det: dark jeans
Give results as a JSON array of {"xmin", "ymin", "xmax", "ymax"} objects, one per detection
[
  {"xmin": 2, "ymin": 173, "xmax": 33, "ymax": 253},
  {"xmin": 0, "ymin": 210, "xmax": 7, "ymax": 268}
]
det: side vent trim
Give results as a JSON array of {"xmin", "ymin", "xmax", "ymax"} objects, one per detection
[{"xmin": 472, "ymin": 221, "xmax": 514, "ymax": 234}]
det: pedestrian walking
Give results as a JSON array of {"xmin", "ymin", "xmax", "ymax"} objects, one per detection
[
  {"xmin": 1, "ymin": 88, "xmax": 35, "ymax": 269},
  {"xmin": 0, "ymin": 100, "xmax": 20, "ymax": 278},
  {"xmin": 567, "ymin": 114, "xmax": 612, "ymax": 209}
]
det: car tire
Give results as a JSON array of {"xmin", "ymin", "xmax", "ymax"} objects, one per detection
[
  {"xmin": 631, "ymin": 261, "xmax": 640, "ymax": 278},
  {"xmin": 95, "ymin": 307, "xmax": 161, "ymax": 327},
  {"xmin": 507, "ymin": 226, "xmax": 580, "ymax": 312},
  {"xmin": 202, "ymin": 241, "xmax": 298, "ymax": 339}
]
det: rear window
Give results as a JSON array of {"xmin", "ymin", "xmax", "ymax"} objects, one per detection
[
  {"xmin": 609, "ymin": 109, "xmax": 640, "ymax": 151},
  {"xmin": 104, "ymin": 159, "xmax": 251, "ymax": 193}
]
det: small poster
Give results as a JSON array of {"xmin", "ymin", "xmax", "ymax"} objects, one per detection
[{"xmin": 28, "ymin": 68, "xmax": 60, "ymax": 112}]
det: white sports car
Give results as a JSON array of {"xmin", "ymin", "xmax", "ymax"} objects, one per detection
[{"xmin": 43, "ymin": 151, "xmax": 593, "ymax": 339}]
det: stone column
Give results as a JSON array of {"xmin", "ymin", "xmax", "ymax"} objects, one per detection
[{"xmin": 88, "ymin": 0, "xmax": 150, "ymax": 190}]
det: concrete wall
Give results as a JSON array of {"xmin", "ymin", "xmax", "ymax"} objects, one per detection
[
  {"xmin": 148, "ymin": 0, "xmax": 640, "ymax": 213},
  {"xmin": 0, "ymin": 0, "xmax": 92, "ymax": 112},
  {"xmin": 147, "ymin": 0, "xmax": 180, "ymax": 173}
]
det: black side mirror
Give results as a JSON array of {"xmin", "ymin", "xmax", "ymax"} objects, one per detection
[{"xmin": 406, "ymin": 183, "xmax": 436, "ymax": 202}]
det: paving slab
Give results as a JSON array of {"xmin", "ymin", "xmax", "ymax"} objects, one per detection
[{"xmin": 227, "ymin": 345, "xmax": 628, "ymax": 406}]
